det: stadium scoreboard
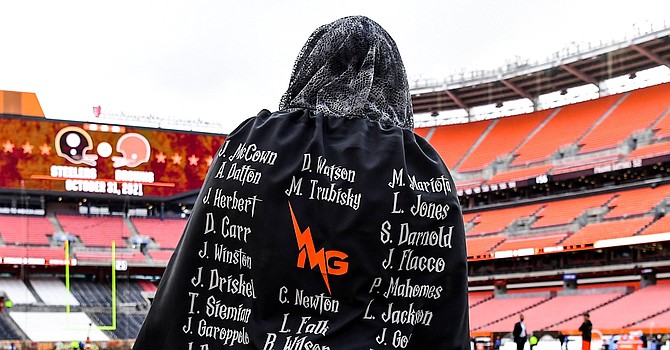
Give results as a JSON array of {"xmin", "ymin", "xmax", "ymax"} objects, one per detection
[{"xmin": 0, "ymin": 115, "xmax": 226, "ymax": 198}]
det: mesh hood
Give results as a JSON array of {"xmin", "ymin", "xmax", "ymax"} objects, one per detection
[{"xmin": 279, "ymin": 16, "xmax": 414, "ymax": 130}]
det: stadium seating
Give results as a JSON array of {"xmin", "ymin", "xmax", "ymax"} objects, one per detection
[
  {"xmin": 560, "ymin": 216, "xmax": 655, "ymax": 248},
  {"xmin": 652, "ymin": 109, "xmax": 670, "ymax": 140},
  {"xmin": 555, "ymin": 284, "xmax": 670, "ymax": 332},
  {"xmin": 531, "ymin": 193, "xmax": 613, "ymax": 228},
  {"xmin": 512, "ymin": 95, "xmax": 620, "ymax": 166},
  {"xmin": 148, "ymin": 249, "xmax": 174, "ymax": 263},
  {"xmin": 0, "ymin": 278, "xmax": 38, "ymax": 304},
  {"xmin": 458, "ymin": 110, "xmax": 552, "ymax": 172},
  {"xmin": 130, "ymin": 217, "xmax": 187, "ymax": 249},
  {"xmin": 626, "ymin": 141, "xmax": 670, "ymax": 161},
  {"xmin": 466, "ymin": 204, "xmax": 543, "ymax": 236},
  {"xmin": 578, "ymin": 84, "xmax": 670, "ymax": 154},
  {"xmin": 414, "ymin": 127, "xmax": 431, "ymax": 139},
  {"xmin": 137, "ymin": 280, "xmax": 157, "ymax": 292},
  {"xmin": 70, "ymin": 279, "xmax": 112, "ymax": 307},
  {"xmin": 0, "ymin": 246, "xmax": 66, "ymax": 261},
  {"xmin": 469, "ymin": 291, "xmax": 493, "ymax": 307},
  {"xmin": 466, "ymin": 235, "xmax": 506, "ymax": 259},
  {"xmin": 632, "ymin": 308, "xmax": 670, "ymax": 330},
  {"xmin": 74, "ymin": 250, "xmax": 147, "ymax": 263},
  {"xmin": 493, "ymin": 233, "xmax": 567, "ymax": 253},
  {"xmin": 487, "ymin": 164, "xmax": 553, "ymax": 186},
  {"xmin": 90, "ymin": 312, "xmax": 145, "ymax": 340},
  {"xmin": 116, "ymin": 280, "xmax": 151, "ymax": 305},
  {"xmin": 470, "ymin": 294, "xmax": 550, "ymax": 330},
  {"xmin": 641, "ymin": 214, "xmax": 670, "ymax": 235},
  {"xmin": 483, "ymin": 291, "xmax": 625, "ymax": 332},
  {"xmin": 0, "ymin": 215, "xmax": 54, "ymax": 245},
  {"xmin": 29, "ymin": 278, "xmax": 80, "ymax": 306},
  {"xmin": 9, "ymin": 311, "xmax": 109, "ymax": 342},
  {"xmin": 0, "ymin": 313, "xmax": 22, "ymax": 340},
  {"xmin": 429, "ymin": 119, "xmax": 493, "ymax": 169},
  {"xmin": 57, "ymin": 215, "xmax": 132, "ymax": 248},
  {"xmin": 604, "ymin": 184, "xmax": 670, "ymax": 219}
]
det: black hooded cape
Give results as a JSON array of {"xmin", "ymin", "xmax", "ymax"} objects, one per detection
[
  {"xmin": 133, "ymin": 109, "xmax": 469, "ymax": 349},
  {"xmin": 134, "ymin": 15, "xmax": 469, "ymax": 350}
]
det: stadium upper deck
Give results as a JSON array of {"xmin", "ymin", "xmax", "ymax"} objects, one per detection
[{"xmin": 410, "ymin": 22, "xmax": 670, "ymax": 125}]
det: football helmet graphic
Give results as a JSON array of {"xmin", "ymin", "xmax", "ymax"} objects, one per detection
[
  {"xmin": 55, "ymin": 126, "xmax": 98, "ymax": 166},
  {"xmin": 113, "ymin": 133, "xmax": 151, "ymax": 168}
]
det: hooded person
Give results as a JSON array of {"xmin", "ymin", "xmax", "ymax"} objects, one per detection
[{"xmin": 133, "ymin": 16, "xmax": 469, "ymax": 349}]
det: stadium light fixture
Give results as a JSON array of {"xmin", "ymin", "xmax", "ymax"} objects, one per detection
[
  {"xmin": 629, "ymin": 73, "xmax": 637, "ymax": 79},
  {"xmin": 495, "ymin": 102, "xmax": 503, "ymax": 108},
  {"xmin": 560, "ymin": 89, "xmax": 568, "ymax": 95}
]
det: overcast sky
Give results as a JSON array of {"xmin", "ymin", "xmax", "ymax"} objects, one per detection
[{"xmin": 1, "ymin": 1, "xmax": 669, "ymax": 133}]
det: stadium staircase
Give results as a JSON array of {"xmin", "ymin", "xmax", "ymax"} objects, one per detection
[
  {"xmin": 542, "ymin": 287, "xmax": 633, "ymax": 331},
  {"xmin": 23, "ymin": 280, "xmax": 45, "ymax": 304},
  {"xmin": 454, "ymin": 118, "xmax": 499, "ymax": 171},
  {"xmin": 573, "ymin": 93, "xmax": 629, "ymax": 153},
  {"xmin": 625, "ymin": 306, "xmax": 670, "ymax": 329},
  {"xmin": 0, "ymin": 312, "xmax": 27, "ymax": 340},
  {"xmin": 472, "ymin": 292, "xmax": 554, "ymax": 331}
]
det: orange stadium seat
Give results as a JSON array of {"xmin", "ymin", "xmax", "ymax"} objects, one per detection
[
  {"xmin": 555, "ymin": 284, "xmax": 670, "ymax": 332},
  {"xmin": 652, "ymin": 108, "xmax": 670, "ymax": 140},
  {"xmin": 560, "ymin": 216, "xmax": 655, "ymax": 247},
  {"xmin": 463, "ymin": 213, "xmax": 478, "ymax": 225},
  {"xmin": 469, "ymin": 291, "xmax": 494, "ymax": 308},
  {"xmin": 148, "ymin": 250, "xmax": 174, "ymax": 263},
  {"xmin": 74, "ymin": 250, "xmax": 146, "ymax": 263},
  {"xmin": 484, "ymin": 291, "xmax": 624, "ymax": 332},
  {"xmin": 413, "ymin": 127, "xmax": 431, "ymax": 139},
  {"xmin": 137, "ymin": 280, "xmax": 158, "ymax": 292},
  {"xmin": 641, "ymin": 214, "xmax": 670, "ymax": 236},
  {"xmin": 633, "ymin": 308, "xmax": 670, "ymax": 331},
  {"xmin": 429, "ymin": 119, "xmax": 492, "ymax": 169},
  {"xmin": 458, "ymin": 110, "xmax": 552, "ymax": 172},
  {"xmin": 470, "ymin": 295, "xmax": 550, "ymax": 331},
  {"xmin": 579, "ymin": 84, "xmax": 670, "ymax": 154},
  {"xmin": 512, "ymin": 95, "xmax": 620, "ymax": 166},
  {"xmin": 493, "ymin": 233, "xmax": 567, "ymax": 253},
  {"xmin": 466, "ymin": 235, "xmax": 505, "ymax": 258},
  {"xmin": 466, "ymin": 204, "xmax": 543, "ymax": 236},
  {"xmin": 488, "ymin": 164, "xmax": 553, "ymax": 185},
  {"xmin": 131, "ymin": 217, "xmax": 187, "ymax": 249},
  {"xmin": 532, "ymin": 193, "xmax": 614, "ymax": 228},
  {"xmin": 551, "ymin": 154, "xmax": 622, "ymax": 176},
  {"xmin": 626, "ymin": 141, "xmax": 670, "ymax": 161},
  {"xmin": 0, "ymin": 215, "xmax": 54, "ymax": 245},
  {"xmin": 0, "ymin": 246, "xmax": 65, "ymax": 260},
  {"xmin": 57, "ymin": 215, "xmax": 131, "ymax": 248},
  {"xmin": 604, "ymin": 184, "xmax": 670, "ymax": 219}
]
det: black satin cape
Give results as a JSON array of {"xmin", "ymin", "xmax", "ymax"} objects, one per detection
[{"xmin": 133, "ymin": 109, "xmax": 470, "ymax": 349}]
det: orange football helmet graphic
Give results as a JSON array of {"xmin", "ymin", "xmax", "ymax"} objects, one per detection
[{"xmin": 113, "ymin": 133, "xmax": 151, "ymax": 168}]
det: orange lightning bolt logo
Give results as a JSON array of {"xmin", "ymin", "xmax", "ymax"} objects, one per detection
[{"xmin": 289, "ymin": 202, "xmax": 349, "ymax": 295}]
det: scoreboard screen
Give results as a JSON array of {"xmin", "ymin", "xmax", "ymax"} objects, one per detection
[{"xmin": 0, "ymin": 115, "xmax": 226, "ymax": 198}]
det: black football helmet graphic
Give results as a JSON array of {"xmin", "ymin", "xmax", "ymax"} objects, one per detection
[{"xmin": 55, "ymin": 126, "xmax": 99, "ymax": 166}]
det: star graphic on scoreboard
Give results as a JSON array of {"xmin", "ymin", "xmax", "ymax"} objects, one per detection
[
  {"xmin": 39, "ymin": 143, "xmax": 52, "ymax": 155},
  {"xmin": 188, "ymin": 155, "xmax": 199, "ymax": 166},
  {"xmin": 171, "ymin": 153, "xmax": 182, "ymax": 165},
  {"xmin": 2, "ymin": 140, "xmax": 15, "ymax": 153},
  {"xmin": 22, "ymin": 141, "xmax": 34, "ymax": 154},
  {"xmin": 155, "ymin": 152, "xmax": 167, "ymax": 163},
  {"xmin": 205, "ymin": 156, "xmax": 213, "ymax": 166}
]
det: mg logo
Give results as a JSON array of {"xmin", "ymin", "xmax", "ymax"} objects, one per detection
[{"xmin": 288, "ymin": 202, "xmax": 349, "ymax": 295}]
